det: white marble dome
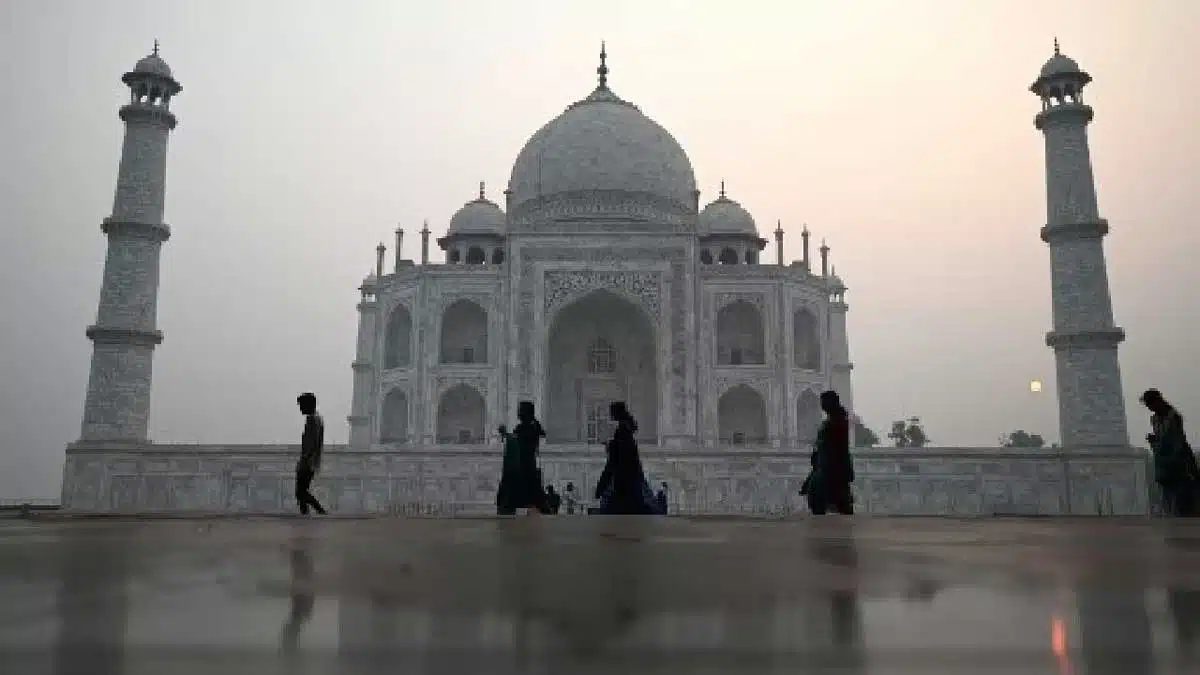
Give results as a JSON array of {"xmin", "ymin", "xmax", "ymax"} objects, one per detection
[
  {"xmin": 506, "ymin": 85, "xmax": 698, "ymax": 225},
  {"xmin": 698, "ymin": 189, "xmax": 757, "ymax": 236},
  {"xmin": 448, "ymin": 187, "xmax": 505, "ymax": 235},
  {"xmin": 133, "ymin": 53, "xmax": 173, "ymax": 79}
]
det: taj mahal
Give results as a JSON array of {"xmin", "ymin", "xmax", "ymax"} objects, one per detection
[
  {"xmin": 353, "ymin": 45, "xmax": 849, "ymax": 454},
  {"xmin": 61, "ymin": 42, "xmax": 1153, "ymax": 516}
]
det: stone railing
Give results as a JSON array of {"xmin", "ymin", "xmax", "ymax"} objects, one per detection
[{"xmin": 60, "ymin": 442, "xmax": 1151, "ymax": 516}]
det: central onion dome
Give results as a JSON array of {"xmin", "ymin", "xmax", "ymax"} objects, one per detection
[{"xmin": 506, "ymin": 44, "xmax": 698, "ymax": 227}]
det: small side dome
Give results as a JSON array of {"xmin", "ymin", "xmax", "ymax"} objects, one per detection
[
  {"xmin": 698, "ymin": 184, "xmax": 757, "ymax": 236},
  {"xmin": 447, "ymin": 183, "xmax": 506, "ymax": 235}
]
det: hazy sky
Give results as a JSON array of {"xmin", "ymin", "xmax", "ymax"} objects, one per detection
[{"xmin": 2, "ymin": 0, "xmax": 1197, "ymax": 497}]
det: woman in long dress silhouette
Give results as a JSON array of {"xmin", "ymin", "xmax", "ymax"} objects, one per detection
[{"xmin": 594, "ymin": 401, "xmax": 657, "ymax": 515}]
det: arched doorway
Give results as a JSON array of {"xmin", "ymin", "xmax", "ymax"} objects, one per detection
[
  {"xmin": 718, "ymin": 385, "xmax": 767, "ymax": 445},
  {"xmin": 383, "ymin": 305, "xmax": 412, "ymax": 369},
  {"xmin": 436, "ymin": 384, "xmax": 485, "ymax": 444},
  {"xmin": 380, "ymin": 388, "xmax": 409, "ymax": 443},
  {"xmin": 546, "ymin": 290, "xmax": 657, "ymax": 443},
  {"xmin": 796, "ymin": 389, "xmax": 822, "ymax": 445},
  {"xmin": 716, "ymin": 300, "xmax": 765, "ymax": 365},
  {"xmin": 440, "ymin": 299, "xmax": 488, "ymax": 364},
  {"xmin": 793, "ymin": 307, "xmax": 821, "ymax": 370},
  {"xmin": 465, "ymin": 246, "xmax": 486, "ymax": 265}
]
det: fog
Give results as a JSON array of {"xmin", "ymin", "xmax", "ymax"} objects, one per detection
[{"xmin": 1, "ymin": 0, "xmax": 1196, "ymax": 497}]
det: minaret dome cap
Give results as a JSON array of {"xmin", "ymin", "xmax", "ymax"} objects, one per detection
[
  {"xmin": 1039, "ymin": 52, "xmax": 1081, "ymax": 78},
  {"xmin": 134, "ymin": 52, "xmax": 173, "ymax": 78},
  {"xmin": 133, "ymin": 40, "xmax": 173, "ymax": 78},
  {"xmin": 1030, "ymin": 40, "xmax": 1091, "ymax": 94}
]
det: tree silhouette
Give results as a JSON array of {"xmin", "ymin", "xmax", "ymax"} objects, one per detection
[
  {"xmin": 1001, "ymin": 430, "xmax": 1045, "ymax": 448},
  {"xmin": 853, "ymin": 418, "xmax": 880, "ymax": 447},
  {"xmin": 888, "ymin": 417, "xmax": 929, "ymax": 448}
]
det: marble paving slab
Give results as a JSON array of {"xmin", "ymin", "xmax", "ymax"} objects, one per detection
[{"xmin": 1, "ymin": 515, "xmax": 1198, "ymax": 674}]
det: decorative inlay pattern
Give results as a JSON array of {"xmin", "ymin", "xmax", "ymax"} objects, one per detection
[
  {"xmin": 543, "ymin": 270, "xmax": 661, "ymax": 318},
  {"xmin": 433, "ymin": 375, "xmax": 489, "ymax": 400},
  {"xmin": 714, "ymin": 292, "xmax": 765, "ymax": 313},
  {"xmin": 715, "ymin": 373, "xmax": 774, "ymax": 399}
]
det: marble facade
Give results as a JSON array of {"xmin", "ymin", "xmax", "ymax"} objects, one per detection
[
  {"xmin": 349, "ymin": 58, "xmax": 852, "ymax": 454},
  {"xmin": 62, "ymin": 443, "xmax": 1151, "ymax": 516}
]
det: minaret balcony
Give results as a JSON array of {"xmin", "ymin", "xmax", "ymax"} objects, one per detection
[
  {"xmin": 101, "ymin": 218, "xmax": 171, "ymax": 242},
  {"xmin": 1040, "ymin": 219, "xmax": 1109, "ymax": 243},
  {"xmin": 1034, "ymin": 102, "xmax": 1093, "ymax": 129},
  {"xmin": 118, "ymin": 103, "xmax": 178, "ymax": 129}
]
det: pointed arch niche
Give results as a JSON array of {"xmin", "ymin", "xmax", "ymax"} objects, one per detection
[
  {"xmin": 796, "ymin": 389, "xmax": 822, "ymax": 445},
  {"xmin": 793, "ymin": 307, "xmax": 821, "ymax": 370},
  {"xmin": 436, "ymin": 384, "xmax": 485, "ymax": 444},
  {"xmin": 716, "ymin": 300, "xmax": 765, "ymax": 365},
  {"xmin": 440, "ymin": 299, "xmax": 488, "ymax": 364},
  {"xmin": 380, "ymin": 388, "xmax": 409, "ymax": 443},
  {"xmin": 384, "ymin": 304, "xmax": 413, "ymax": 369},
  {"xmin": 718, "ymin": 385, "xmax": 767, "ymax": 445}
]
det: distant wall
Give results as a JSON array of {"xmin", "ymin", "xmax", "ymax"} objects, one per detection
[{"xmin": 60, "ymin": 443, "xmax": 1151, "ymax": 516}]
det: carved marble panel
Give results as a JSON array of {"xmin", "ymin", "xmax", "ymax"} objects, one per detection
[
  {"xmin": 60, "ymin": 445, "xmax": 1151, "ymax": 517},
  {"xmin": 713, "ymin": 292, "xmax": 765, "ymax": 313},
  {"xmin": 543, "ymin": 270, "xmax": 662, "ymax": 319},
  {"xmin": 714, "ymin": 373, "xmax": 775, "ymax": 399},
  {"xmin": 432, "ymin": 375, "xmax": 490, "ymax": 400}
]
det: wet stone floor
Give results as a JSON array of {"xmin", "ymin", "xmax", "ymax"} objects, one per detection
[{"xmin": 0, "ymin": 515, "xmax": 1198, "ymax": 674}]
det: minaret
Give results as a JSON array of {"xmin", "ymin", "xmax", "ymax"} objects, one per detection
[
  {"xmin": 1031, "ymin": 41, "xmax": 1128, "ymax": 447},
  {"xmin": 774, "ymin": 221, "xmax": 784, "ymax": 266},
  {"xmin": 394, "ymin": 226, "xmax": 404, "ymax": 271},
  {"xmin": 348, "ymin": 284, "xmax": 378, "ymax": 449},
  {"xmin": 819, "ymin": 239, "xmax": 830, "ymax": 277},
  {"xmin": 420, "ymin": 221, "xmax": 430, "ymax": 265},
  {"xmin": 375, "ymin": 242, "xmax": 386, "ymax": 279},
  {"xmin": 801, "ymin": 225, "xmax": 811, "ymax": 271},
  {"xmin": 78, "ymin": 43, "xmax": 181, "ymax": 443},
  {"xmin": 827, "ymin": 277, "xmax": 855, "ymax": 440}
]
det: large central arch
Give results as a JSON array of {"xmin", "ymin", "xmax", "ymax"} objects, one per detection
[{"xmin": 546, "ymin": 289, "xmax": 657, "ymax": 443}]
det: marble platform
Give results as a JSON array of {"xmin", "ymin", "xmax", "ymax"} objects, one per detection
[
  {"xmin": 61, "ymin": 443, "xmax": 1152, "ymax": 516},
  {"xmin": 2, "ymin": 515, "xmax": 1199, "ymax": 674}
]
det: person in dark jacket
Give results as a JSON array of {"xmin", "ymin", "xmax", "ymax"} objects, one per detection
[
  {"xmin": 804, "ymin": 390, "xmax": 855, "ymax": 515},
  {"xmin": 1142, "ymin": 389, "xmax": 1200, "ymax": 516},
  {"xmin": 594, "ymin": 402, "xmax": 656, "ymax": 515},
  {"xmin": 295, "ymin": 393, "xmax": 327, "ymax": 516}
]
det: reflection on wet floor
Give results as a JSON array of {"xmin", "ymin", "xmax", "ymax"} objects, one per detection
[{"xmin": 0, "ymin": 516, "xmax": 1197, "ymax": 674}]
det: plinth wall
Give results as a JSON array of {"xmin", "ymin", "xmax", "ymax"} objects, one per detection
[{"xmin": 60, "ymin": 443, "xmax": 1151, "ymax": 516}]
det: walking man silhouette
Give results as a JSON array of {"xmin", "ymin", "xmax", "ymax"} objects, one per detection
[{"xmin": 295, "ymin": 392, "xmax": 327, "ymax": 516}]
